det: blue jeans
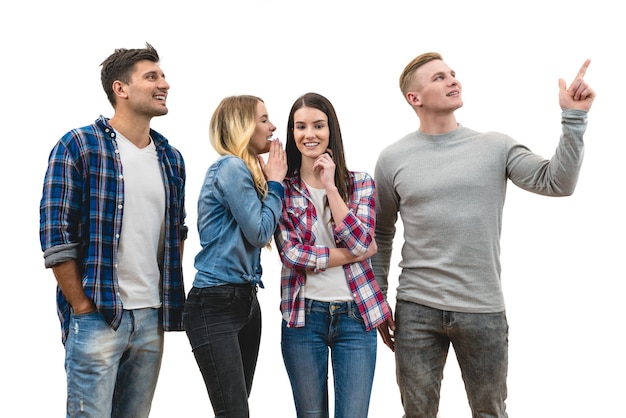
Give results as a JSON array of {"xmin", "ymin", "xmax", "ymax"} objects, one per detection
[
  {"xmin": 183, "ymin": 284, "xmax": 261, "ymax": 418},
  {"xmin": 64, "ymin": 308, "xmax": 163, "ymax": 418},
  {"xmin": 281, "ymin": 299, "xmax": 377, "ymax": 418},
  {"xmin": 395, "ymin": 300, "xmax": 509, "ymax": 418}
]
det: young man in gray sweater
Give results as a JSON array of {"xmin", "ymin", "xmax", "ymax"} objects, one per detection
[{"xmin": 371, "ymin": 52, "xmax": 595, "ymax": 417}]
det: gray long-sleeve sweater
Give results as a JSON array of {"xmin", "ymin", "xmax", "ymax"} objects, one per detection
[{"xmin": 372, "ymin": 109, "xmax": 587, "ymax": 313}]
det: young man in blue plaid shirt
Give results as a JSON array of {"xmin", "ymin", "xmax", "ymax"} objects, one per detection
[{"xmin": 39, "ymin": 42, "xmax": 187, "ymax": 417}]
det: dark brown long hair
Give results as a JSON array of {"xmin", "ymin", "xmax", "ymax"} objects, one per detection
[{"xmin": 285, "ymin": 92, "xmax": 349, "ymax": 203}]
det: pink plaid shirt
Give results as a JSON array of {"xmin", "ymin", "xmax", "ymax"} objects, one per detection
[{"xmin": 274, "ymin": 171, "xmax": 391, "ymax": 331}]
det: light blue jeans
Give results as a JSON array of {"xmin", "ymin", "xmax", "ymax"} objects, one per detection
[
  {"xmin": 281, "ymin": 299, "xmax": 377, "ymax": 418},
  {"xmin": 395, "ymin": 300, "xmax": 509, "ymax": 418},
  {"xmin": 64, "ymin": 308, "xmax": 164, "ymax": 418}
]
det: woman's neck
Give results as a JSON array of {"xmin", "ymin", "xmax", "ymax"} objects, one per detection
[{"xmin": 299, "ymin": 158, "xmax": 324, "ymax": 189}]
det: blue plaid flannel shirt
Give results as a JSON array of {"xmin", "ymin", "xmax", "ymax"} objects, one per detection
[{"xmin": 40, "ymin": 116, "xmax": 187, "ymax": 344}]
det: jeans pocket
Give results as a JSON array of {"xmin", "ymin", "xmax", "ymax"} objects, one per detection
[
  {"xmin": 349, "ymin": 309, "xmax": 365, "ymax": 324},
  {"xmin": 199, "ymin": 290, "xmax": 236, "ymax": 313},
  {"xmin": 187, "ymin": 286, "xmax": 238, "ymax": 313},
  {"xmin": 70, "ymin": 310, "xmax": 100, "ymax": 318}
]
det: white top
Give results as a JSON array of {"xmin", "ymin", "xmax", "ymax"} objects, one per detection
[
  {"xmin": 115, "ymin": 131, "xmax": 165, "ymax": 309},
  {"xmin": 303, "ymin": 182, "xmax": 352, "ymax": 302}
]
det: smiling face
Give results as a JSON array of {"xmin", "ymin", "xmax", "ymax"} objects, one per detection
[
  {"xmin": 120, "ymin": 60, "xmax": 170, "ymax": 117},
  {"xmin": 410, "ymin": 59, "xmax": 463, "ymax": 113},
  {"xmin": 292, "ymin": 106, "xmax": 330, "ymax": 160},
  {"xmin": 247, "ymin": 100, "xmax": 276, "ymax": 155}
]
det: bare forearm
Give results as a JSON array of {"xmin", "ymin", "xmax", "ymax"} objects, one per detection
[
  {"xmin": 51, "ymin": 260, "xmax": 95, "ymax": 314},
  {"xmin": 325, "ymin": 186, "xmax": 349, "ymax": 225},
  {"xmin": 327, "ymin": 245, "xmax": 375, "ymax": 268},
  {"xmin": 327, "ymin": 248, "xmax": 356, "ymax": 268}
]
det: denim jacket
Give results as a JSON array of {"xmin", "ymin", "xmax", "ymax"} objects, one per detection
[{"xmin": 193, "ymin": 155, "xmax": 284, "ymax": 288}]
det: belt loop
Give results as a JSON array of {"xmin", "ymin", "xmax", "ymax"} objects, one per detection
[
  {"xmin": 305, "ymin": 298, "xmax": 313, "ymax": 314},
  {"xmin": 351, "ymin": 300, "xmax": 358, "ymax": 316}
]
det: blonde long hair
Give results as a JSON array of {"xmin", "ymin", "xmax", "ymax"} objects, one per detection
[{"xmin": 209, "ymin": 95, "xmax": 268, "ymax": 199}]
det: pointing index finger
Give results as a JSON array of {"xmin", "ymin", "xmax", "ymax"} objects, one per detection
[{"xmin": 575, "ymin": 59, "xmax": 591, "ymax": 79}]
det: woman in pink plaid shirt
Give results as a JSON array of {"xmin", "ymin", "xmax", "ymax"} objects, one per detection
[{"xmin": 274, "ymin": 92, "xmax": 393, "ymax": 417}]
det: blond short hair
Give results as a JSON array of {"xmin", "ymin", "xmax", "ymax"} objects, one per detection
[{"xmin": 399, "ymin": 52, "xmax": 443, "ymax": 99}]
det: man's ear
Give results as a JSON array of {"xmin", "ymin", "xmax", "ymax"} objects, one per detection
[
  {"xmin": 112, "ymin": 80, "xmax": 128, "ymax": 99},
  {"xmin": 406, "ymin": 91, "xmax": 421, "ymax": 107}
]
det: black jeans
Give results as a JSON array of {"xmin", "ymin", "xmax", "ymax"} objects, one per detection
[{"xmin": 183, "ymin": 284, "xmax": 261, "ymax": 418}]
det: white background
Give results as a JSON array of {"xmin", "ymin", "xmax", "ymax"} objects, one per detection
[{"xmin": 2, "ymin": 0, "xmax": 623, "ymax": 416}]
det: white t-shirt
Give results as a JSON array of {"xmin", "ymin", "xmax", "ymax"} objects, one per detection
[
  {"xmin": 303, "ymin": 182, "xmax": 352, "ymax": 302},
  {"xmin": 115, "ymin": 132, "xmax": 165, "ymax": 309}
]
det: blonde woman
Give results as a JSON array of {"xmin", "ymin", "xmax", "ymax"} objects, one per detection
[{"xmin": 183, "ymin": 95, "xmax": 287, "ymax": 417}]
